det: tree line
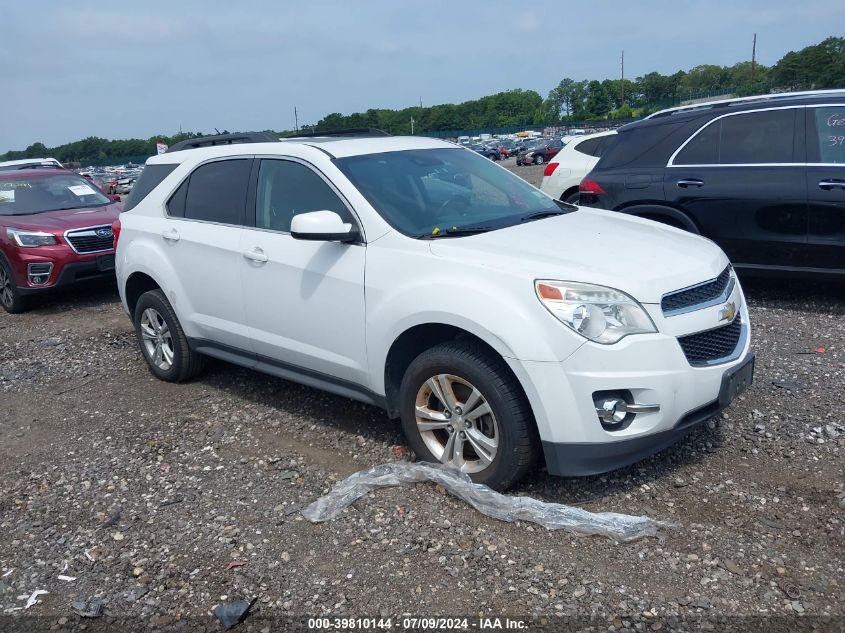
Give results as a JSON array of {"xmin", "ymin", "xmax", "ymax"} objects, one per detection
[{"xmin": 2, "ymin": 36, "xmax": 842, "ymax": 164}]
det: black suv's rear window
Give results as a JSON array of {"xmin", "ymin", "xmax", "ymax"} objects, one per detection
[{"xmin": 123, "ymin": 164, "xmax": 178, "ymax": 211}]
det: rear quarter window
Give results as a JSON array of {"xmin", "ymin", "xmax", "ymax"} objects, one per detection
[
  {"xmin": 595, "ymin": 119, "xmax": 701, "ymax": 169},
  {"xmin": 123, "ymin": 164, "xmax": 178, "ymax": 211}
]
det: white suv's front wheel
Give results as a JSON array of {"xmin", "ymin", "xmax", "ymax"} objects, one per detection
[{"xmin": 399, "ymin": 341, "xmax": 539, "ymax": 490}]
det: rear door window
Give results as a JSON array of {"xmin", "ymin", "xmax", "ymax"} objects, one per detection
[
  {"xmin": 675, "ymin": 108, "xmax": 797, "ymax": 165},
  {"xmin": 183, "ymin": 159, "xmax": 252, "ymax": 225}
]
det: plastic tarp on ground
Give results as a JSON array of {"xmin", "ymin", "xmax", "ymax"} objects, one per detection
[{"xmin": 302, "ymin": 462, "xmax": 675, "ymax": 542}]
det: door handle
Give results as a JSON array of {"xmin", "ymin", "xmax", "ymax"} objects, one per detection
[
  {"xmin": 818, "ymin": 179, "xmax": 845, "ymax": 190},
  {"xmin": 161, "ymin": 228, "xmax": 180, "ymax": 242},
  {"xmin": 242, "ymin": 247, "xmax": 269, "ymax": 263},
  {"xmin": 676, "ymin": 179, "xmax": 704, "ymax": 188}
]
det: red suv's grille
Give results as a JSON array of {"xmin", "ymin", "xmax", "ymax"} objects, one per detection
[{"xmin": 65, "ymin": 226, "xmax": 114, "ymax": 254}]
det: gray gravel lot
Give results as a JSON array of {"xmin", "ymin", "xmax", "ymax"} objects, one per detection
[{"xmin": 0, "ymin": 158, "xmax": 843, "ymax": 632}]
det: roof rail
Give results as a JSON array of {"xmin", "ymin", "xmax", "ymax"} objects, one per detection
[
  {"xmin": 645, "ymin": 88, "xmax": 845, "ymax": 119},
  {"xmin": 166, "ymin": 132, "xmax": 279, "ymax": 153},
  {"xmin": 286, "ymin": 128, "xmax": 391, "ymax": 139}
]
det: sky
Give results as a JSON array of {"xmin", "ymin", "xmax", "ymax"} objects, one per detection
[{"xmin": 0, "ymin": 0, "xmax": 842, "ymax": 152}]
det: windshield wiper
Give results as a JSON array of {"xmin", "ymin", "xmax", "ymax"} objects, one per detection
[
  {"xmin": 520, "ymin": 210, "xmax": 567, "ymax": 223},
  {"xmin": 419, "ymin": 226, "xmax": 494, "ymax": 239}
]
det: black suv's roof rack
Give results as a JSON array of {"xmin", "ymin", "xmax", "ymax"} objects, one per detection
[
  {"xmin": 645, "ymin": 88, "xmax": 845, "ymax": 120},
  {"xmin": 166, "ymin": 132, "xmax": 279, "ymax": 153},
  {"xmin": 286, "ymin": 128, "xmax": 391, "ymax": 139}
]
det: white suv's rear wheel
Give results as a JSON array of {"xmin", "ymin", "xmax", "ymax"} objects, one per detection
[{"xmin": 399, "ymin": 340, "xmax": 539, "ymax": 490}]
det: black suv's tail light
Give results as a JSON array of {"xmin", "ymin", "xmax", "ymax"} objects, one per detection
[{"xmin": 579, "ymin": 178, "xmax": 606, "ymax": 195}]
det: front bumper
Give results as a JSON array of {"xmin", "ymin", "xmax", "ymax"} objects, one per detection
[
  {"xmin": 16, "ymin": 256, "xmax": 116, "ymax": 294},
  {"xmin": 507, "ymin": 285, "xmax": 752, "ymax": 476},
  {"xmin": 541, "ymin": 354, "xmax": 753, "ymax": 475}
]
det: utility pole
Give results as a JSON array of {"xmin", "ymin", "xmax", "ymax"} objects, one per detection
[
  {"xmin": 621, "ymin": 50, "xmax": 625, "ymax": 107},
  {"xmin": 410, "ymin": 117, "xmax": 415, "ymax": 135},
  {"xmin": 294, "ymin": 107, "xmax": 299, "ymax": 133},
  {"xmin": 751, "ymin": 33, "xmax": 757, "ymax": 83}
]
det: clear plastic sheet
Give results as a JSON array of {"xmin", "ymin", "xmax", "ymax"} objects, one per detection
[{"xmin": 302, "ymin": 462, "xmax": 676, "ymax": 542}]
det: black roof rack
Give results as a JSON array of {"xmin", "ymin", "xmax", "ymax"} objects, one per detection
[
  {"xmin": 287, "ymin": 128, "xmax": 391, "ymax": 139},
  {"xmin": 166, "ymin": 132, "xmax": 279, "ymax": 153}
]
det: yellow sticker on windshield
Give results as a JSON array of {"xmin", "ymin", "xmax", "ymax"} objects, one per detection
[{"xmin": 431, "ymin": 227, "xmax": 441, "ymax": 235}]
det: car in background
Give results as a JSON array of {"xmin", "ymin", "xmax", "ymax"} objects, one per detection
[
  {"xmin": 0, "ymin": 158, "xmax": 63, "ymax": 171},
  {"xmin": 0, "ymin": 169, "xmax": 122, "ymax": 313},
  {"xmin": 470, "ymin": 144, "xmax": 501, "ymax": 161},
  {"xmin": 495, "ymin": 139, "xmax": 520, "ymax": 159},
  {"xmin": 515, "ymin": 138, "xmax": 564, "ymax": 166},
  {"xmin": 540, "ymin": 131, "xmax": 616, "ymax": 204},
  {"xmin": 581, "ymin": 89, "xmax": 845, "ymax": 276}
]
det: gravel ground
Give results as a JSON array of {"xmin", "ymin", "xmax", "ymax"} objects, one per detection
[{"xmin": 0, "ymin": 159, "xmax": 843, "ymax": 632}]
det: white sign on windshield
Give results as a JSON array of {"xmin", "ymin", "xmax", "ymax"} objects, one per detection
[{"xmin": 68, "ymin": 184, "xmax": 97, "ymax": 197}]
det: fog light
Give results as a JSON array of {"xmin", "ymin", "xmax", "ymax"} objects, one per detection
[
  {"xmin": 593, "ymin": 392, "xmax": 661, "ymax": 430},
  {"xmin": 27, "ymin": 262, "xmax": 53, "ymax": 285}
]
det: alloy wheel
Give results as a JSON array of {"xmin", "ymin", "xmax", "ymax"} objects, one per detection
[
  {"xmin": 140, "ymin": 308, "xmax": 175, "ymax": 370},
  {"xmin": 414, "ymin": 373, "xmax": 499, "ymax": 473},
  {"xmin": 0, "ymin": 266, "xmax": 13, "ymax": 309}
]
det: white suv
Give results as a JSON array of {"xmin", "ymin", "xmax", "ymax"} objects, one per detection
[
  {"xmin": 539, "ymin": 131, "xmax": 616, "ymax": 204},
  {"xmin": 115, "ymin": 132, "xmax": 753, "ymax": 489}
]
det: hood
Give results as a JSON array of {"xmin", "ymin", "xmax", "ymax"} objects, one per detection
[
  {"xmin": 4, "ymin": 203, "xmax": 122, "ymax": 233},
  {"xmin": 428, "ymin": 208, "xmax": 729, "ymax": 304}
]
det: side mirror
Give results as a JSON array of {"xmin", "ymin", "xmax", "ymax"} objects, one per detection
[
  {"xmin": 290, "ymin": 210, "xmax": 358, "ymax": 243},
  {"xmin": 110, "ymin": 194, "xmax": 121, "ymax": 203}
]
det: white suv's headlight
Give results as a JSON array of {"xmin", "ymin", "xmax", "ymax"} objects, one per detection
[
  {"xmin": 7, "ymin": 228, "xmax": 58, "ymax": 247},
  {"xmin": 535, "ymin": 280, "xmax": 657, "ymax": 344}
]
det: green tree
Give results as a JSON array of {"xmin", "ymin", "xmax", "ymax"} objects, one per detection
[{"xmin": 771, "ymin": 36, "xmax": 845, "ymax": 89}]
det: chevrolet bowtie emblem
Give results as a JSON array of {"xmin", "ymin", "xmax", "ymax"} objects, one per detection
[{"xmin": 718, "ymin": 301, "xmax": 737, "ymax": 323}]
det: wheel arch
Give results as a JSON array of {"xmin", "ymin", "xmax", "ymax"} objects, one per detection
[
  {"xmin": 616, "ymin": 203, "xmax": 700, "ymax": 233},
  {"xmin": 382, "ymin": 322, "xmax": 524, "ymax": 420},
  {"xmin": 124, "ymin": 271, "xmax": 163, "ymax": 317}
]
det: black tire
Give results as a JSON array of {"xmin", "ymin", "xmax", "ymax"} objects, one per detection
[
  {"xmin": 563, "ymin": 191, "xmax": 580, "ymax": 205},
  {"xmin": 0, "ymin": 258, "xmax": 28, "ymax": 314},
  {"xmin": 133, "ymin": 289, "xmax": 205, "ymax": 382},
  {"xmin": 399, "ymin": 340, "xmax": 540, "ymax": 490},
  {"xmin": 534, "ymin": 154, "xmax": 544, "ymax": 165}
]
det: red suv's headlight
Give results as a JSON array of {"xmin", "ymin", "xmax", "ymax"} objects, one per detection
[{"xmin": 6, "ymin": 228, "xmax": 58, "ymax": 247}]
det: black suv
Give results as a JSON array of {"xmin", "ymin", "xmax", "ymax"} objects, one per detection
[{"xmin": 581, "ymin": 90, "xmax": 845, "ymax": 275}]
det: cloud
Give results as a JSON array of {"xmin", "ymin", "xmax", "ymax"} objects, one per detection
[{"xmin": 516, "ymin": 12, "xmax": 540, "ymax": 32}]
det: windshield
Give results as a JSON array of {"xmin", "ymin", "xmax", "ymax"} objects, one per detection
[
  {"xmin": 0, "ymin": 173, "xmax": 112, "ymax": 216},
  {"xmin": 336, "ymin": 148, "xmax": 571, "ymax": 237}
]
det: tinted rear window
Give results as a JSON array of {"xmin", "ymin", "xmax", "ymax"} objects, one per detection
[
  {"xmin": 184, "ymin": 159, "xmax": 251, "ymax": 225},
  {"xmin": 596, "ymin": 118, "xmax": 702, "ymax": 169},
  {"xmin": 123, "ymin": 164, "xmax": 177, "ymax": 211},
  {"xmin": 675, "ymin": 108, "xmax": 797, "ymax": 165},
  {"xmin": 575, "ymin": 138, "xmax": 602, "ymax": 157}
]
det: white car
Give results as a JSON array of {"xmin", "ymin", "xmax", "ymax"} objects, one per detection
[
  {"xmin": 115, "ymin": 132, "xmax": 753, "ymax": 489},
  {"xmin": 540, "ymin": 131, "xmax": 616, "ymax": 204},
  {"xmin": 0, "ymin": 157, "xmax": 63, "ymax": 171}
]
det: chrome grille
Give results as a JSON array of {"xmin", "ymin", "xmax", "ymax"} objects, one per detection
[
  {"xmin": 677, "ymin": 317, "xmax": 743, "ymax": 366},
  {"xmin": 65, "ymin": 226, "xmax": 114, "ymax": 254},
  {"xmin": 662, "ymin": 266, "xmax": 733, "ymax": 315}
]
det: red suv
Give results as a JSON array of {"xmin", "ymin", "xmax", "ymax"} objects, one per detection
[{"xmin": 0, "ymin": 169, "xmax": 122, "ymax": 313}]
